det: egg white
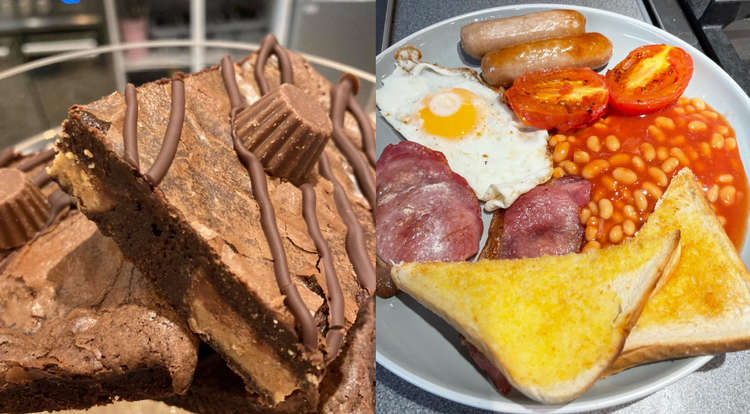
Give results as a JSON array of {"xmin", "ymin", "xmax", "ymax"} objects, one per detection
[{"xmin": 377, "ymin": 48, "xmax": 552, "ymax": 210}]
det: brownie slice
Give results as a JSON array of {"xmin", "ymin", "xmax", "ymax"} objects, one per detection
[
  {"xmin": 50, "ymin": 50, "xmax": 375, "ymax": 407},
  {"xmin": 0, "ymin": 153, "xmax": 198, "ymax": 413},
  {"xmin": 164, "ymin": 298, "xmax": 374, "ymax": 414}
]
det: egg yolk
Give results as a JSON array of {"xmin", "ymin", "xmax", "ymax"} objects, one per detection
[{"xmin": 418, "ymin": 88, "xmax": 478, "ymax": 139}]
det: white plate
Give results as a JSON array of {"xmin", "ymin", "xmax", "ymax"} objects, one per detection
[{"xmin": 375, "ymin": 4, "xmax": 750, "ymax": 413}]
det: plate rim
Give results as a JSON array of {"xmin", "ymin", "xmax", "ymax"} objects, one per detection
[{"xmin": 374, "ymin": 2, "xmax": 746, "ymax": 412}]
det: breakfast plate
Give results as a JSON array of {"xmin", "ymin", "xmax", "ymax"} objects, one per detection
[{"xmin": 375, "ymin": 4, "xmax": 750, "ymax": 413}]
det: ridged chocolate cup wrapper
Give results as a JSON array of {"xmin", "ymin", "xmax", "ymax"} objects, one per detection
[
  {"xmin": 0, "ymin": 168, "xmax": 50, "ymax": 249},
  {"xmin": 233, "ymin": 83, "xmax": 333, "ymax": 185}
]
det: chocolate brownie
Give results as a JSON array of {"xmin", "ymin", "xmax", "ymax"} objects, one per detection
[
  {"xmin": 50, "ymin": 35, "xmax": 375, "ymax": 407},
  {"xmin": 164, "ymin": 298, "xmax": 374, "ymax": 414},
  {"xmin": 0, "ymin": 153, "xmax": 198, "ymax": 413}
]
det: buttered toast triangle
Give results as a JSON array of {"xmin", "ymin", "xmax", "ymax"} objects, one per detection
[
  {"xmin": 608, "ymin": 168, "xmax": 750, "ymax": 374},
  {"xmin": 391, "ymin": 230, "xmax": 681, "ymax": 404}
]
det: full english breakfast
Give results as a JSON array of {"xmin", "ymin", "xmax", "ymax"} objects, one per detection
[{"xmin": 377, "ymin": 8, "xmax": 750, "ymax": 405}]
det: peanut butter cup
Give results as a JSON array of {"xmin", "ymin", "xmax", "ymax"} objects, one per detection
[
  {"xmin": 234, "ymin": 83, "xmax": 332, "ymax": 185},
  {"xmin": 0, "ymin": 168, "xmax": 49, "ymax": 249}
]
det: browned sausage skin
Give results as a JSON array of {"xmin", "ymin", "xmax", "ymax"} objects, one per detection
[
  {"xmin": 481, "ymin": 32, "xmax": 613, "ymax": 87},
  {"xmin": 460, "ymin": 10, "xmax": 585, "ymax": 59}
]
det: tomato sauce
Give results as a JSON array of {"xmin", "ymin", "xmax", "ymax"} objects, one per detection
[{"xmin": 549, "ymin": 96, "xmax": 748, "ymax": 249}]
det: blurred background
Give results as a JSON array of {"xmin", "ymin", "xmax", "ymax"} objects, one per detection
[{"xmin": 0, "ymin": 0, "xmax": 375, "ymax": 148}]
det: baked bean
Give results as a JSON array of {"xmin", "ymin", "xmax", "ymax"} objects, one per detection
[
  {"xmin": 678, "ymin": 97, "xmax": 689, "ymax": 105},
  {"xmin": 585, "ymin": 225, "xmax": 598, "ymax": 241},
  {"xmin": 685, "ymin": 104, "xmax": 695, "ymax": 113},
  {"xmin": 648, "ymin": 125, "xmax": 666, "ymax": 142},
  {"xmin": 692, "ymin": 114, "xmax": 708, "ymax": 123},
  {"xmin": 669, "ymin": 135, "xmax": 685, "ymax": 146},
  {"xmin": 552, "ymin": 167, "xmax": 565, "ymax": 178},
  {"xmin": 580, "ymin": 207, "xmax": 592, "ymax": 224},
  {"xmin": 588, "ymin": 201, "xmax": 599, "ymax": 216},
  {"xmin": 720, "ymin": 185, "xmax": 737, "ymax": 206},
  {"xmin": 691, "ymin": 97, "xmax": 706, "ymax": 111},
  {"xmin": 634, "ymin": 190, "xmax": 649, "ymax": 211},
  {"xmin": 643, "ymin": 181, "xmax": 663, "ymax": 199},
  {"xmin": 700, "ymin": 142, "xmax": 711, "ymax": 157},
  {"xmin": 549, "ymin": 134, "xmax": 565, "ymax": 146},
  {"xmin": 609, "ymin": 225, "xmax": 623, "ymax": 243},
  {"xmin": 623, "ymin": 219, "xmax": 636, "ymax": 236},
  {"xmin": 586, "ymin": 135, "xmax": 601, "ymax": 152},
  {"xmin": 640, "ymin": 143, "xmax": 656, "ymax": 161},
  {"xmin": 609, "ymin": 153, "xmax": 630, "ymax": 166},
  {"xmin": 632, "ymin": 155, "xmax": 646, "ymax": 172},
  {"xmin": 582, "ymin": 159, "xmax": 609, "ymax": 179},
  {"xmin": 599, "ymin": 198, "xmax": 614, "ymax": 219},
  {"xmin": 612, "ymin": 167, "xmax": 637, "ymax": 184},
  {"xmin": 605, "ymin": 135, "xmax": 621, "ymax": 151},
  {"xmin": 612, "ymin": 211, "xmax": 624, "ymax": 224},
  {"xmin": 726, "ymin": 138, "xmax": 737, "ymax": 151},
  {"xmin": 661, "ymin": 157, "xmax": 679, "ymax": 173},
  {"xmin": 670, "ymin": 148, "xmax": 690, "ymax": 165},
  {"xmin": 717, "ymin": 125, "xmax": 730, "ymax": 135},
  {"xmin": 718, "ymin": 216, "xmax": 727, "ymax": 226},
  {"xmin": 688, "ymin": 120, "xmax": 708, "ymax": 132},
  {"xmin": 718, "ymin": 174, "xmax": 734, "ymax": 184},
  {"xmin": 560, "ymin": 160, "xmax": 578, "ymax": 175},
  {"xmin": 648, "ymin": 166, "xmax": 668, "ymax": 187},
  {"xmin": 657, "ymin": 146, "xmax": 669, "ymax": 161},
  {"xmin": 707, "ymin": 184, "xmax": 719, "ymax": 203},
  {"xmin": 568, "ymin": 136, "xmax": 577, "ymax": 144},
  {"xmin": 601, "ymin": 175, "xmax": 617, "ymax": 191},
  {"xmin": 702, "ymin": 110, "xmax": 718, "ymax": 119},
  {"xmin": 623, "ymin": 204, "xmax": 638, "ymax": 221},
  {"xmin": 711, "ymin": 133, "xmax": 724, "ymax": 149},
  {"xmin": 673, "ymin": 107, "xmax": 685, "ymax": 115},
  {"xmin": 594, "ymin": 122, "xmax": 607, "ymax": 130},
  {"xmin": 654, "ymin": 116, "xmax": 676, "ymax": 130},
  {"xmin": 573, "ymin": 150, "xmax": 590, "ymax": 164},
  {"xmin": 553, "ymin": 141, "xmax": 570, "ymax": 162},
  {"xmin": 587, "ymin": 216, "xmax": 599, "ymax": 227},
  {"xmin": 687, "ymin": 147, "xmax": 699, "ymax": 160},
  {"xmin": 583, "ymin": 240, "xmax": 601, "ymax": 251},
  {"xmin": 592, "ymin": 188, "xmax": 606, "ymax": 202}
]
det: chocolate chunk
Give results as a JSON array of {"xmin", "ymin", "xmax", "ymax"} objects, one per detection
[
  {"xmin": 233, "ymin": 83, "xmax": 332, "ymax": 186},
  {"xmin": 0, "ymin": 169, "xmax": 49, "ymax": 249}
]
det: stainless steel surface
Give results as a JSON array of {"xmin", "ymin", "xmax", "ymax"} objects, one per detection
[{"xmin": 375, "ymin": 1, "xmax": 750, "ymax": 413}]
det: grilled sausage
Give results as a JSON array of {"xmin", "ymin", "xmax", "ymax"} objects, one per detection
[
  {"xmin": 460, "ymin": 10, "xmax": 585, "ymax": 59},
  {"xmin": 481, "ymin": 33, "xmax": 613, "ymax": 87}
]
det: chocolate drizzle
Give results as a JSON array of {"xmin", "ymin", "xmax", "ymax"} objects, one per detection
[
  {"xmin": 0, "ymin": 148, "xmax": 16, "ymax": 168},
  {"xmin": 123, "ymin": 83, "xmax": 140, "ymax": 169},
  {"xmin": 330, "ymin": 75, "xmax": 376, "ymax": 209},
  {"xmin": 145, "ymin": 76, "xmax": 185, "ymax": 186},
  {"xmin": 119, "ymin": 76, "xmax": 185, "ymax": 187},
  {"xmin": 222, "ymin": 56, "xmax": 317, "ymax": 351},
  {"xmin": 318, "ymin": 154, "xmax": 376, "ymax": 294},
  {"xmin": 17, "ymin": 148, "xmax": 55, "ymax": 172},
  {"xmin": 32, "ymin": 170, "xmax": 52, "ymax": 188},
  {"xmin": 301, "ymin": 183, "xmax": 345, "ymax": 360},
  {"xmin": 254, "ymin": 34, "xmax": 294, "ymax": 96},
  {"xmin": 44, "ymin": 189, "xmax": 72, "ymax": 229},
  {"xmin": 347, "ymin": 95, "xmax": 376, "ymax": 167}
]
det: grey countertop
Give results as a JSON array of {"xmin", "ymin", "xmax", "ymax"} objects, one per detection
[{"xmin": 375, "ymin": 0, "xmax": 750, "ymax": 412}]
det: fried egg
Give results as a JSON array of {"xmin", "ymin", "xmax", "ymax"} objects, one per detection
[{"xmin": 377, "ymin": 47, "xmax": 552, "ymax": 210}]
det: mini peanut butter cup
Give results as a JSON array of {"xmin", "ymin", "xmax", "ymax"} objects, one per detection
[
  {"xmin": 0, "ymin": 168, "xmax": 49, "ymax": 249},
  {"xmin": 233, "ymin": 83, "xmax": 333, "ymax": 185}
]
